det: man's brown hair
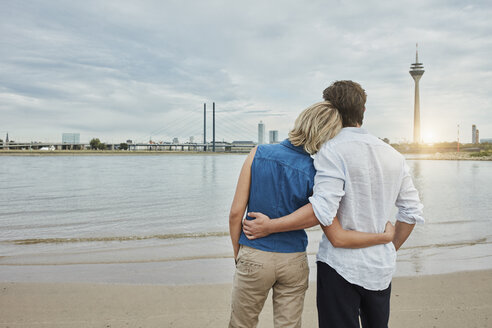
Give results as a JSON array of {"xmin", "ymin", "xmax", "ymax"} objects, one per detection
[{"xmin": 322, "ymin": 80, "xmax": 367, "ymax": 127}]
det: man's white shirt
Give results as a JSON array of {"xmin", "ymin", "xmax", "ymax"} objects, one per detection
[{"xmin": 309, "ymin": 127, "xmax": 424, "ymax": 291}]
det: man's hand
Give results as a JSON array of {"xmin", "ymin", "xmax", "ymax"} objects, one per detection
[
  {"xmin": 383, "ymin": 221, "xmax": 395, "ymax": 243},
  {"xmin": 242, "ymin": 212, "xmax": 271, "ymax": 240}
]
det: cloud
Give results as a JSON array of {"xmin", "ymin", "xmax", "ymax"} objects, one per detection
[{"xmin": 0, "ymin": 0, "xmax": 491, "ymax": 143}]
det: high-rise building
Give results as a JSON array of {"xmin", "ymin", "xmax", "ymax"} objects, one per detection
[
  {"xmin": 62, "ymin": 133, "xmax": 80, "ymax": 144},
  {"xmin": 269, "ymin": 130, "xmax": 278, "ymax": 144},
  {"xmin": 476, "ymin": 129, "xmax": 480, "ymax": 144},
  {"xmin": 472, "ymin": 125, "xmax": 477, "ymax": 144},
  {"xmin": 3, "ymin": 132, "xmax": 8, "ymax": 150},
  {"xmin": 258, "ymin": 121, "xmax": 265, "ymax": 144},
  {"xmin": 409, "ymin": 44, "xmax": 424, "ymax": 144}
]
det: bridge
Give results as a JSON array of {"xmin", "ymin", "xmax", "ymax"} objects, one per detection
[
  {"xmin": 0, "ymin": 141, "xmax": 256, "ymax": 152},
  {"xmin": 1, "ymin": 102, "xmax": 264, "ymax": 153}
]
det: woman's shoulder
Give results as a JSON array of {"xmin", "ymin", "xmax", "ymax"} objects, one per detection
[{"xmin": 255, "ymin": 144, "xmax": 314, "ymax": 177}]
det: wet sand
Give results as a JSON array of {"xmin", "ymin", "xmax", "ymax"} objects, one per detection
[{"xmin": 0, "ymin": 270, "xmax": 490, "ymax": 328}]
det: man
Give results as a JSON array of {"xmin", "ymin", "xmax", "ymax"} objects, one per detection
[{"xmin": 243, "ymin": 80, "xmax": 424, "ymax": 328}]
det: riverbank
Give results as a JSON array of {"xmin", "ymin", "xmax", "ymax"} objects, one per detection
[
  {"xmin": 0, "ymin": 270, "xmax": 490, "ymax": 328},
  {"xmin": 0, "ymin": 150, "xmax": 247, "ymax": 156},
  {"xmin": 422, "ymin": 152, "xmax": 492, "ymax": 161},
  {"xmin": 1, "ymin": 149, "xmax": 491, "ymax": 159}
]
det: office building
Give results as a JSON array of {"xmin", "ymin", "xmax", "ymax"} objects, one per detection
[
  {"xmin": 232, "ymin": 140, "xmax": 255, "ymax": 145},
  {"xmin": 258, "ymin": 121, "xmax": 265, "ymax": 145},
  {"xmin": 269, "ymin": 130, "xmax": 278, "ymax": 144},
  {"xmin": 62, "ymin": 133, "xmax": 80, "ymax": 144},
  {"xmin": 3, "ymin": 132, "xmax": 8, "ymax": 150},
  {"xmin": 472, "ymin": 125, "xmax": 477, "ymax": 144}
]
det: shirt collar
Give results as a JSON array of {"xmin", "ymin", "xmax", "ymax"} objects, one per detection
[
  {"xmin": 341, "ymin": 127, "xmax": 368, "ymax": 134},
  {"xmin": 280, "ymin": 139, "xmax": 309, "ymax": 155}
]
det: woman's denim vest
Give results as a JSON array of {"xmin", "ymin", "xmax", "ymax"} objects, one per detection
[{"xmin": 239, "ymin": 139, "xmax": 315, "ymax": 253}]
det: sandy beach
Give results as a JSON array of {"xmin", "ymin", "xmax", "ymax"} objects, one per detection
[{"xmin": 0, "ymin": 270, "xmax": 490, "ymax": 328}]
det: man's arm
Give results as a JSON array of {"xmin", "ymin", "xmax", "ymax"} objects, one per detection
[
  {"xmin": 243, "ymin": 144, "xmax": 394, "ymax": 248},
  {"xmin": 393, "ymin": 162, "xmax": 424, "ymax": 250},
  {"xmin": 243, "ymin": 145, "xmax": 345, "ymax": 236},
  {"xmin": 229, "ymin": 147, "xmax": 256, "ymax": 261},
  {"xmin": 244, "ymin": 203, "xmax": 318, "ymax": 235},
  {"xmin": 243, "ymin": 204, "xmax": 395, "ymax": 248}
]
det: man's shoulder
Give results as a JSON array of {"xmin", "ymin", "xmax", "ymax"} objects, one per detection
[
  {"xmin": 366, "ymin": 134, "xmax": 404, "ymax": 159},
  {"xmin": 319, "ymin": 129, "xmax": 404, "ymax": 161}
]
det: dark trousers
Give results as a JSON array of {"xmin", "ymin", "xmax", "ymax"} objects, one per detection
[{"xmin": 317, "ymin": 261, "xmax": 391, "ymax": 328}]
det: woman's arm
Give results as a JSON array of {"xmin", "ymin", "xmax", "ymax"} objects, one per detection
[
  {"xmin": 392, "ymin": 220, "xmax": 415, "ymax": 251},
  {"xmin": 229, "ymin": 147, "xmax": 257, "ymax": 261},
  {"xmin": 244, "ymin": 203, "xmax": 394, "ymax": 248},
  {"xmin": 322, "ymin": 217, "xmax": 394, "ymax": 248}
]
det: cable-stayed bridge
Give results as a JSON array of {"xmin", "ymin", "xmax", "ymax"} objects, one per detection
[
  {"xmin": 1, "ymin": 103, "xmax": 261, "ymax": 152},
  {"xmin": 145, "ymin": 103, "xmax": 258, "ymax": 147}
]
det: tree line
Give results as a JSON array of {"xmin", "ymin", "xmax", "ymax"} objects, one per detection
[{"xmin": 89, "ymin": 138, "xmax": 128, "ymax": 150}]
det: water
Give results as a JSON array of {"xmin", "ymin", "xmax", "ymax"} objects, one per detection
[
  {"xmin": 0, "ymin": 155, "xmax": 239, "ymax": 241},
  {"xmin": 0, "ymin": 155, "xmax": 491, "ymax": 284}
]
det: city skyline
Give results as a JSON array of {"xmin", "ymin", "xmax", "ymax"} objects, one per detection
[
  {"xmin": 3, "ymin": 122, "xmax": 489, "ymax": 146},
  {"xmin": 1, "ymin": 1, "xmax": 491, "ymax": 144}
]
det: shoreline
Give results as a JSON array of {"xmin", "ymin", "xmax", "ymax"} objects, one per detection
[
  {"xmin": 421, "ymin": 152, "xmax": 492, "ymax": 161},
  {"xmin": 0, "ymin": 270, "xmax": 490, "ymax": 327},
  {"xmin": 2, "ymin": 226, "xmax": 491, "ymax": 284},
  {"xmin": 1, "ymin": 150, "xmax": 491, "ymax": 160},
  {"xmin": 0, "ymin": 150, "xmax": 248, "ymax": 156}
]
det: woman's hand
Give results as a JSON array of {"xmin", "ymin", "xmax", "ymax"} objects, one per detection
[{"xmin": 383, "ymin": 221, "xmax": 395, "ymax": 243}]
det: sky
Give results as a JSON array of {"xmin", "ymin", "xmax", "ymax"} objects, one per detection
[{"xmin": 1, "ymin": 0, "xmax": 491, "ymax": 144}]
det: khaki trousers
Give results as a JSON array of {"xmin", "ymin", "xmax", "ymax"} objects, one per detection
[{"xmin": 229, "ymin": 245, "xmax": 309, "ymax": 328}]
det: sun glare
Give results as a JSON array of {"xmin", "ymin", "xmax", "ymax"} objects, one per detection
[{"xmin": 422, "ymin": 131, "xmax": 435, "ymax": 144}]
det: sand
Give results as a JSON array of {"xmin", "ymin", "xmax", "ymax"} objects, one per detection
[{"xmin": 0, "ymin": 270, "xmax": 490, "ymax": 328}]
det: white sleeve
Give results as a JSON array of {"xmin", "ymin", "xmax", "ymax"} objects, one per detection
[
  {"xmin": 395, "ymin": 162, "xmax": 425, "ymax": 224},
  {"xmin": 308, "ymin": 146, "xmax": 345, "ymax": 226}
]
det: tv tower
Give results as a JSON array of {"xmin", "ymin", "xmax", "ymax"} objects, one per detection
[{"xmin": 409, "ymin": 43, "xmax": 424, "ymax": 143}]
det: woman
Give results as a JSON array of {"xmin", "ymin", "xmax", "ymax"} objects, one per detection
[{"xmin": 228, "ymin": 101, "xmax": 394, "ymax": 328}]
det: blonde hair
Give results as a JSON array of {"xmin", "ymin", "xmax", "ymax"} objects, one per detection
[{"xmin": 288, "ymin": 101, "xmax": 342, "ymax": 154}]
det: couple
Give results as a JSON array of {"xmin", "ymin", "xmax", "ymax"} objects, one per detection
[{"xmin": 228, "ymin": 80, "xmax": 424, "ymax": 328}]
